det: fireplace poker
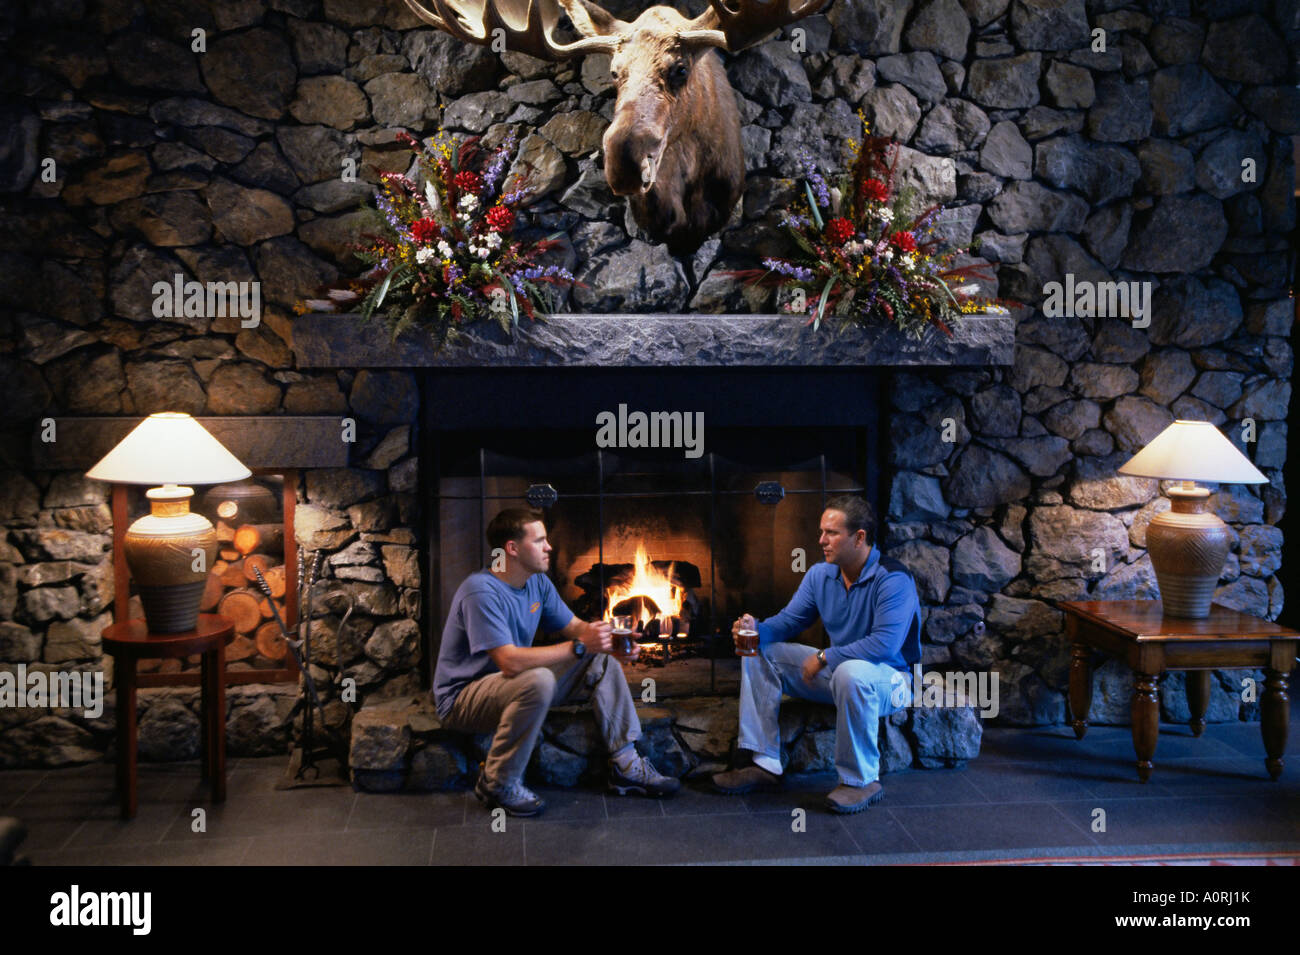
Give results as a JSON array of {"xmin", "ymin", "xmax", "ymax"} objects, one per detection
[
  {"xmin": 253, "ymin": 564, "xmax": 336, "ymax": 781},
  {"xmin": 251, "ymin": 565, "xmax": 328, "ymax": 722}
]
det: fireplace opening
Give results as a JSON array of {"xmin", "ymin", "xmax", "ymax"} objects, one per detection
[{"xmin": 419, "ymin": 368, "xmax": 888, "ymax": 697}]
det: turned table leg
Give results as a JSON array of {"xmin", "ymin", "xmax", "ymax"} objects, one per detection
[
  {"xmin": 1261, "ymin": 669, "xmax": 1289, "ymax": 781},
  {"xmin": 1132, "ymin": 671, "xmax": 1160, "ymax": 783},
  {"xmin": 211, "ymin": 641, "xmax": 226, "ymax": 802},
  {"xmin": 1069, "ymin": 644, "xmax": 1093, "ymax": 739},
  {"xmin": 1186, "ymin": 670, "xmax": 1212, "ymax": 738},
  {"xmin": 200, "ymin": 651, "xmax": 210, "ymax": 782},
  {"xmin": 116, "ymin": 656, "xmax": 138, "ymax": 819}
]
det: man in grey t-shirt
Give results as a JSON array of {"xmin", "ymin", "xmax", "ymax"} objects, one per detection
[{"xmin": 434, "ymin": 507, "xmax": 680, "ymax": 816}]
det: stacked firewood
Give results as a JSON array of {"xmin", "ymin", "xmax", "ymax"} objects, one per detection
[{"xmin": 201, "ymin": 519, "xmax": 290, "ymax": 668}]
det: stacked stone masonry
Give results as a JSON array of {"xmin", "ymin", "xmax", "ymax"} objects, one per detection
[{"xmin": 0, "ymin": 0, "xmax": 1294, "ymax": 767}]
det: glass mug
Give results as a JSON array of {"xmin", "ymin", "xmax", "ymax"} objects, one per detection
[
  {"xmin": 736, "ymin": 624, "xmax": 759, "ymax": 656},
  {"xmin": 610, "ymin": 615, "xmax": 636, "ymax": 656}
]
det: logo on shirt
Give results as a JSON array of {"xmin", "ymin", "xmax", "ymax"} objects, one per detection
[{"xmin": 530, "ymin": 602, "xmax": 540, "ymax": 614}]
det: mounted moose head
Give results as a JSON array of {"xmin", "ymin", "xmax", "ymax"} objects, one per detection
[{"xmin": 402, "ymin": 0, "xmax": 830, "ymax": 255}]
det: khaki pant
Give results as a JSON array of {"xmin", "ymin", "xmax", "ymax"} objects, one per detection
[{"xmin": 443, "ymin": 652, "xmax": 640, "ymax": 787}]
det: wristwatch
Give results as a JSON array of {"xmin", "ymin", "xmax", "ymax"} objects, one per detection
[
  {"xmin": 572, "ymin": 639, "xmax": 587, "ymax": 658},
  {"xmin": 817, "ymin": 650, "xmax": 827, "ymax": 666}
]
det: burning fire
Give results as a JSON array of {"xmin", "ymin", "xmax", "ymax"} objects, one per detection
[{"xmin": 604, "ymin": 544, "xmax": 683, "ymax": 626}]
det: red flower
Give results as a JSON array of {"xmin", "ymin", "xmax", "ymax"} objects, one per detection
[
  {"xmin": 410, "ymin": 218, "xmax": 440, "ymax": 244},
  {"xmin": 453, "ymin": 170, "xmax": 483, "ymax": 195},
  {"xmin": 486, "ymin": 205, "xmax": 515, "ymax": 234},
  {"xmin": 862, "ymin": 179, "xmax": 889, "ymax": 202},
  {"xmin": 824, "ymin": 217, "xmax": 855, "ymax": 246},
  {"xmin": 889, "ymin": 230, "xmax": 917, "ymax": 253}
]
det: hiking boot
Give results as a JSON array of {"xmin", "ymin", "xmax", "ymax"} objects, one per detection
[
  {"xmin": 711, "ymin": 764, "xmax": 783, "ymax": 795},
  {"xmin": 608, "ymin": 755, "xmax": 681, "ymax": 797},
  {"xmin": 824, "ymin": 780, "xmax": 884, "ymax": 814},
  {"xmin": 474, "ymin": 768, "xmax": 546, "ymax": 817}
]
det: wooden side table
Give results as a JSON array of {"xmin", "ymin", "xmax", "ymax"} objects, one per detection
[
  {"xmin": 1060, "ymin": 600, "xmax": 1297, "ymax": 783},
  {"xmin": 101, "ymin": 615, "xmax": 235, "ymax": 819}
]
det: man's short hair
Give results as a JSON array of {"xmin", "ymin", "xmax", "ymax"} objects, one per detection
[
  {"xmin": 486, "ymin": 506, "xmax": 545, "ymax": 551},
  {"xmin": 825, "ymin": 495, "xmax": 876, "ymax": 546}
]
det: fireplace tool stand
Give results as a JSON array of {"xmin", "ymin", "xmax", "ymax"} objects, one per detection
[{"xmin": 255, "ymin": 555, "xmax": 350, "ymax": 788}]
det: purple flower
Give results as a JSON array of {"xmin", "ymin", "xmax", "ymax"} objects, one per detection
[
  {"xmin": 501, "ymin": 185, "xmax": 532, "ymax": 206},
  {"xmin": 763, "ymin": 257, "xmax": 816, "ymax": 282},
  {"xmin": 484, "ymin": 130, "xmax": 519, "ymax": 194},
  {"xmin": 375, "ymin": 192, "xmax": 404, "ymax": 234},
  {"xmin": 794, "ymin": 146, "xmax": 830, "ymax": 209}
]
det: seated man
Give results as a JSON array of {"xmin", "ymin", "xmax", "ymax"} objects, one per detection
[
  {"xmin": 713, "ymin": 495, "xmax": 921, "ymax": 813},
  {"xmin": 434, "ymin": 506, "xmax": 680, "ymax": 816}
]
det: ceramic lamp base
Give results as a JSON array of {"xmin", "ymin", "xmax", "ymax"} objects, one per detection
[
  {"xmin": 1146, "ymin": 486, "xmax": 1230, "ymax": 619},
  {"xmin": 124, "ymin": 485, "xmax": 218, "ymax": 634}
]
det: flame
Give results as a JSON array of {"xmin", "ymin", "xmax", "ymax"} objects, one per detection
[{"xmin": 604, "ymin": 544, "xmax": 683, "ymax": 626}]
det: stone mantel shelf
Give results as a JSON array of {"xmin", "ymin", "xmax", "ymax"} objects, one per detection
[{"xmin": 291, "ymin": 312, "xmax": 1017, "ymax": 369}]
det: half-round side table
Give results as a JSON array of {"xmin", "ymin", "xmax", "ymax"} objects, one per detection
[{"xmin": 101, "ymin": 614, "xmax": 234, "ymax": 819}]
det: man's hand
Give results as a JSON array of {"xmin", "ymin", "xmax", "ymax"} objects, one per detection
[
  {"xmin": 610, "ymin": 640, "xmax": 641, "ymax": 663},
  {"xmin": 579, "ymin": 619, "xmax": 612, "ymax": 655},
  {"xmin": 801, "ymin": 650, "xmax": 826, "ymax": 684},
  {"xmin": 732, "ymin": 613, "xmax": 756, "ymax": 656}
]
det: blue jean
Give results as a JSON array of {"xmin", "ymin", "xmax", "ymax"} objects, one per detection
[{"xmin": 738, "ymin": 642, "xmax": 912, "ymax": 787}]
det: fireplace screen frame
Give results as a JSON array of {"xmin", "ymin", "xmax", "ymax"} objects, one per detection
[{"xmin": 428, "ymin": 441, "xmax": 874, "ymax": 693}]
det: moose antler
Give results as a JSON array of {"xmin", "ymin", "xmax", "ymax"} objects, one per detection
[
  {"xmin": 681, "ymin": 0, "xmax": 832, "ymax": 51},
  {"xmin": 402, "ymin": 0, "xmax": 624, "ymax": 60}
]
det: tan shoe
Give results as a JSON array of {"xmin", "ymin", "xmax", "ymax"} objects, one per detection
[
  {"xmin": 824, "ymin": 780, "xmax": 884, "ymax": 814},
  {"xmin": 711, "ymin": 765, "xmax": 782, "ymax": 795}
]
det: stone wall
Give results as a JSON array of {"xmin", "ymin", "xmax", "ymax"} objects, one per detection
[{"xmin": 0, "ymin": 0, "xmax": 1295, "ymax": 766}]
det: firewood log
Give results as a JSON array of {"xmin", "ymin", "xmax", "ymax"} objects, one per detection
[
  {"xmin": 234, "ymin": 523, "xmax": 283, "ymax": 557},
  {"xmin": 199, "ymin": 572, "xmax": 224, "ymax": 612},
  {"xmin": 226, "ymin": 636, "xmax": 256, "ymax": 662},
  {"xmin": 262, "ymin": 565, "xmax": 286, "ymax": 598},
  {"xmin": 242, "ymin": 553, "xmax": 271, "ymax": 583},
  {"xmin": 255, "ymin": 622, "xmax": 287, "ymax": 661},
  {"xmin": 218, "ymin": 589, "xmax": 262, "ymax": 635},
  {"xmin": 219, "ymin": 560, "xmax": 245, "ymax": 588}
]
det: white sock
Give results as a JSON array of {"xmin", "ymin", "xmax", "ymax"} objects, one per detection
[
  {"xmin": 753, "ymin": 754, "xmax": 783, "ymax": 776},
  {"xmin": 612, "ymin": 744, "xmax": 639, "ymax": 769}
]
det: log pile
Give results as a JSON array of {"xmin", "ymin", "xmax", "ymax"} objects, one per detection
[{"xmin": 196, "ymin": 504, "xmax": 291, "ymax": 670}]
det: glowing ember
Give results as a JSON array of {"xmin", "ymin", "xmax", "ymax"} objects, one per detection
[{"xmin": 604, "ymin": 544, "xmax": 683, "ymax": 626}]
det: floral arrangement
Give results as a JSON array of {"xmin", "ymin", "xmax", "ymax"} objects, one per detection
[
  {"xmin": 298, "ymin": 128, "xmax": 575, "ymax": 344},
  {"xmin": 731, "ymin": 118, "xmax": 1012, "ymax": 339}
]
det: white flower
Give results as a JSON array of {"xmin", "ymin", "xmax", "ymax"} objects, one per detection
[
  {"xmin": 881, "ymin": 248, "xmax": 894, "ymax": 261},
  {"xmin": 901, "ymin": 254, "xmax": 915, "ymax": 268},
  {"xmin": 457, "ymin": 212, "xmax": 472, "ymax": 223},
  {"xmin": 415, "ymin": 248, "xmax": 435, "ymax": 264},
  {"xmin": 486, "ymin": 231, "xmax": 502, "ymax": 249},
  {"xmin": 878, "ymin": 207, "xmax": 894, "ymax": 223},
  {"xmin": 476, "ymin": 247, "xmax": 491, "ymax": 259},
  {"xmin": 843, "ymin": 240, "xmax": 865, "ymax": 256},
  {"xmin": 437, "ymin": 240, "xmax": 453, "ymax": 258},
  {"xmin": 459, "ymin": 195, "xmax": 480, "ymax": 212}
]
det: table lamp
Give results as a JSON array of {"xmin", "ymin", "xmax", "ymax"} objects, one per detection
[
  {"xmin": 86, "ymin": 413, "xmax": 251, "ymax": 633},
  {"xmin": 1117, "ymin": 420, "xmax": 1268, "ymax": 618}
]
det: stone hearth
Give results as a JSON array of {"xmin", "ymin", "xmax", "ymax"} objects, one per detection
[{"xmin": 348, "ymin": 693, "xmax": 983, "ymax": 793}]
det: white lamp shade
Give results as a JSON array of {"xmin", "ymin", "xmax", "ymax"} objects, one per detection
[
  {"xmin": 86, "ymin": 413, "xmax": 251, "ymax": 486},
  {"xmin": 1117, "ymin": 420, "xmax": 1268, "ymax": 484}
]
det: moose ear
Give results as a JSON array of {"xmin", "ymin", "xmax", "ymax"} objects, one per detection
[{"xmin": 574, "ymin": 0, "xmax": 624, "ymax": 35}]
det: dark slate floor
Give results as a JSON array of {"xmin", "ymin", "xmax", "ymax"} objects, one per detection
[{"xmin": 5, "ymin": 714, "xmax": 1299, "ymax": 866}]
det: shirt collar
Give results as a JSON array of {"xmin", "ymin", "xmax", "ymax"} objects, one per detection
[{"xmin": 847, "ymin": 547, "xmax": 881, "ymax": 586}]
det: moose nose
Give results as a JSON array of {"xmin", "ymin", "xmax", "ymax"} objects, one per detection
[{"xmin": 603, "ymin": 122, "xmax": 661, "ymax": 196}]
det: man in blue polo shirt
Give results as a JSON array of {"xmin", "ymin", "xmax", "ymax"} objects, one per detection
[
  {"xmin": 713, "ymin": 495, "xmax": 921, "ymax": 813},
  {"xmin": 435, "ymin": 507, "xmax": 680, "ymax": 817}
]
